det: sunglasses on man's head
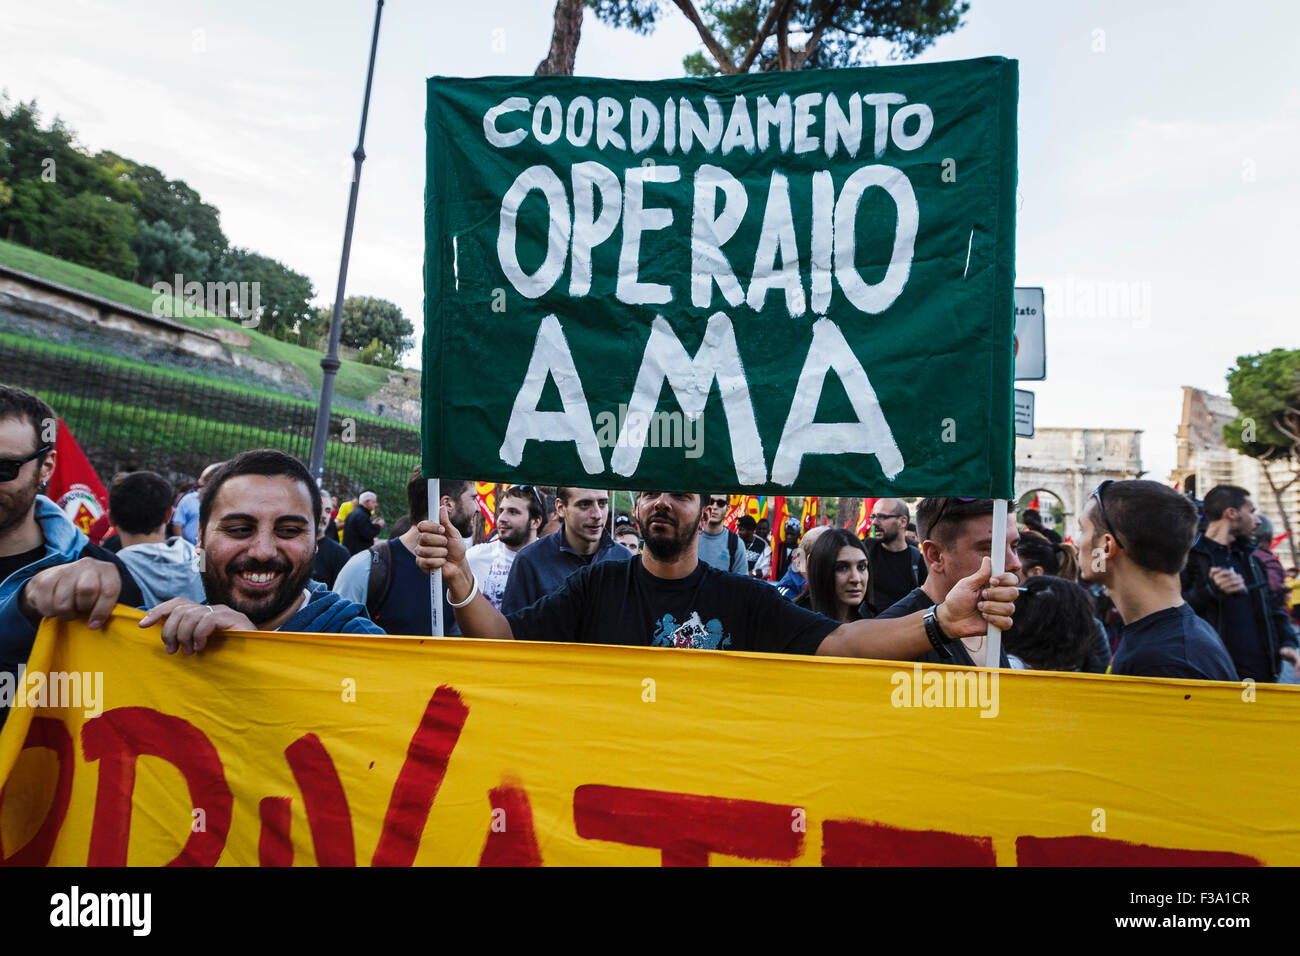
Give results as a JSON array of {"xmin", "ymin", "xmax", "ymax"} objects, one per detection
[
  {"xmin": 927, "ymin": 497, "xmax": 978, "ymax": 534},
  {"xmin": 0, "ymin": 444, "xmax": 51, "ymax": 483},
  {"xmin": 507, "ymin": 483, "xmax": 546, "ymax": 515},
  {"xmin": 1090, "ymin": 479, "xmax": 1126, "ymax": 550}
]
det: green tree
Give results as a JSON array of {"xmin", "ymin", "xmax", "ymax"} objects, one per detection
[
  {"xmin": 131, "ymin": 219, "xmax": 211, "ymax": 286},
  {"xmin": 590, "ymin": 0, "xmax": 967, "ymax": 75},
  {"xmin": 90, "ymin": 153, "xmax": 144, "ymax": 206},
  {"xmin": 114, "ymin": 157, "xmax": 228, "ymax": 265},
  {"xmin": 1224, "ymin": 348, "xmax": 1300, "ymax": 566},
  {"xmin": 332, "ymin": 295, "xmax": 415, "ymax": 356},
  {"xmin": 358, "ymin": 336, "xmax": 400, "ymax": 369},
  {"xmin": 216, "ymin": 247, "xmax": 315, "ymax": 338},
  {"xmin": 1, "ymin": 178, "xmax": 62, "ymax": 245},
  {"xmin": 298, "ymin": 305, "xmax": 332, "ymax": 350},
  {"xmin": 45, "ymin": 191, "xmax": 139, "ymax": 278}
]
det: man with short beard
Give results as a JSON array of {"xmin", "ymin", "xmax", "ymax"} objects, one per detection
[
  {"xmin": 862, "ymin": 498, "xmax": 927, "ymax": 616},
  {"xmin": 465, "ymin": 484, "xmax": 543, "ymax": 610},
  {"xmin": 21, "ymin": 449, "xmax": 383, "ymax": 655},
  {"xmin": 334, "ymin": 467, "xmax": 476, "ymax": 635},
  {"xmin": 0, "ymin": 387, "xmax": 144, "ymax": 726},
  {"xmin": 415, "ymin": 492, "xmax": 1020, "ymax": 659}
]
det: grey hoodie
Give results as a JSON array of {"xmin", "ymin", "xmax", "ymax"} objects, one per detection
[{"xmin": 116, "ymin": 537, "xmax": 207, "ymax": 609}]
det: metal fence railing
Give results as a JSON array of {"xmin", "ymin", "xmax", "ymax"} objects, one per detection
[{"xmin": 1, "ymin": 338, "xmax": 420, "ymax": 519}]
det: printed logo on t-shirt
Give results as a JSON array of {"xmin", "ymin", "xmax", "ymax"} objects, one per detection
[{"xmin": 651, "ymin": 611, "xmax": 732, "ymax": 650}]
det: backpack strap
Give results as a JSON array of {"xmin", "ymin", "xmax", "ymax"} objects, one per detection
[
  {"xmin": 727, "ymin": 530, "xmax": 739, "ymax": 567},
  {"xmin": 366, "ymin": 539, "xmax": 395, "ymax": 621}
]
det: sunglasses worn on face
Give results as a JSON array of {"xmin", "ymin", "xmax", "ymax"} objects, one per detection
[
  {"xmin": 0, "ymin": 444, "xmax": 51, "ymax": 483},
  {"xmin": 708, "ymin": 497, "xmax": 729, "ymax": 508},
  {"xmin": 1090, "ymin": 479, "xmax": 1126, "ymax": 550}
]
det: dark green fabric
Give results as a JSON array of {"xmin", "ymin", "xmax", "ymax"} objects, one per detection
[{"xmin": 424, "ymin": 57, "xmax": 1017, "ymax": 497}]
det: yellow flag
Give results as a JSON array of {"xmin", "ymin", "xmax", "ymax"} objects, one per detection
[{"xmin": 1, "ymin": 610, "xmax": 1297, "ymax": 866}]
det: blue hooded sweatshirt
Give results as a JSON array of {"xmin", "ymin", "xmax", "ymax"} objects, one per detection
[{"xmin": 280, "ymin": 583, "xmax": 385, "ymax": 634}]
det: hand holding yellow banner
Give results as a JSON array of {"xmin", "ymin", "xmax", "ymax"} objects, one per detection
[{"xmin": 1, "ymin": 608, "xmax": 1297, "ymax": 866}]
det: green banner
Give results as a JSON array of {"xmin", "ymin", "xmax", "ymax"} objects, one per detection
[{"xmin": 423, "ymin": 57, "xmax": 1017, "ymax": 497}]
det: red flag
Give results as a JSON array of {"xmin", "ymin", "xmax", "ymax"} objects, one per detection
[
  {"xmin": 723, "ymin": 494, "xmax": 746, "ymax": 531},
  {"xmin": 46, "ymin": 418, "xmax": 108, "ymax": 539},
  {"xmin": 800, "ymin": 496, "xmax": 820, "ymax": 531},
  {"xmin": 475, "ymin": 482, "xmax": 497, "ymax": 535},
  {"xmin": 1271, "ymin": 531, "xmax": 1292, "ymax": 553},
  {"xmin": 768, "ymin": 496, "xmax": 789, "ymax": 580},
  {"xmin": 855, "ymin": 497, "xmax": 878, "ymax": 539}
]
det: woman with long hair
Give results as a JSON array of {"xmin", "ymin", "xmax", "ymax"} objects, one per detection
[{"xmin": 794, "ymin": 528, "xmax": 871, "ymax": 623}]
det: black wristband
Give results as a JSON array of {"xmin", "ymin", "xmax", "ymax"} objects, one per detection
[{"xmin": 924, "ymin": 604, "xmax": 956, "ymax": 661}]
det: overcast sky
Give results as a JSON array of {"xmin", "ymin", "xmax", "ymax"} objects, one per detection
[{"xmin": 3, "ymin": 0, "xmax": 1298, "ymax": 484}]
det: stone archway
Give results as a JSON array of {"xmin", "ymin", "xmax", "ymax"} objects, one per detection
[
  {"xmin": 1014, "ymin": 428, "xmax": 1143, "ymax": 537},
  {"xmin": 1016, "ymin": 488, "xmax": 1067, "ymax": 535}
]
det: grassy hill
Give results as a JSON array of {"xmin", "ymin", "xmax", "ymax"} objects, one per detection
[{"xmin": 0, "ymin": 238, "xmax": 392, "ymax": 402}]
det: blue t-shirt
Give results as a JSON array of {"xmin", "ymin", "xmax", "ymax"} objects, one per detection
[
  {"xmin": 173, "ymin": 490, "xmax": 201, "ymax": 544},
  {"xmin": 1202, "ymin": 539, "xmax": 1271, "ymax": 681},
  {"xmin": 1111, "ymin": 603, "xmax": 1238, "ymax": 681}
]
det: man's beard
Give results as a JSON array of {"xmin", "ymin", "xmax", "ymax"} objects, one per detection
[
  {"xmin": 449, "ymin": 503, "xmax": 475, "ymax": 538},
  {"xmin": 498, "ymin": 521, "xmax": 531, "ymax": 548},
  {"xmin": 881, "ymin": 525, "xmax": 903, "ymax": 545},
  {"xmin": 0, "ymin": 468, "xmax": 40, "ymax": 538},
  {"xmin": 201, "ymin": 553, "xmax": 315, "ymax": 626},
  {"xmin": 637, "ymin": 511, "xmax": 694, "ymax": 561}
]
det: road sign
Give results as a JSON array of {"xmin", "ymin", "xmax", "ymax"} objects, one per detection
[
  {"xmin": 1014, "ymin": 287, "xmax": 1045, "ymax": 381},
  {"xmin": 1014, "ymin": 388, "xmax": 1035, "ymax": 438}
]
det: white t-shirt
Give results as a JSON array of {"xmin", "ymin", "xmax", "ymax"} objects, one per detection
[{"xmin": 466, "ymin": 539, "xmax": 521, "ymax": 611}]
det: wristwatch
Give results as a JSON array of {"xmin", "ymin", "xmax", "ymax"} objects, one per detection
[{"xmin": 923, "ymin": 604, "xmax": 956, "ymax": 661}]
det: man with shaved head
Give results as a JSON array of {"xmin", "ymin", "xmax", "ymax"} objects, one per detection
[{"xmin": 863, "ymin": 498, "xmax": 927, "ymax": 617}]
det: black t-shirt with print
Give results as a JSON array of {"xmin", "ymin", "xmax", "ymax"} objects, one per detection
[{"xmin": 507, "ymin": 556, "xmax": 837, "ymax": 654}]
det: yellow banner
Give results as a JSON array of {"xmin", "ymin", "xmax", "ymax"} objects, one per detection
[{"xmin": 2, "ymin": 609, "xmax": 1298, "ymax": 866}]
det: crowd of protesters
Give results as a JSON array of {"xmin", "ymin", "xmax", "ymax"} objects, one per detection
[{"xmin": 4, "ymin": 382, "xmax": 1300, "ymax": 729}]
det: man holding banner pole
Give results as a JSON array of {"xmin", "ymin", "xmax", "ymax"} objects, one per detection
[{"xmin": 416, "ymin": 492, "xmax": 1019, "ymax": 658}]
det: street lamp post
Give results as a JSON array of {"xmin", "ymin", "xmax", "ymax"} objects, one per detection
[{"xmin": 308, "ymin": 0, "xmax": 385, "ymax": 485}]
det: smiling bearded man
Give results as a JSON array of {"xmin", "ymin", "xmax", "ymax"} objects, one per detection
[{"xmin": 21, "ymin": 449, "xmax": 385, "ymax": 654}]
